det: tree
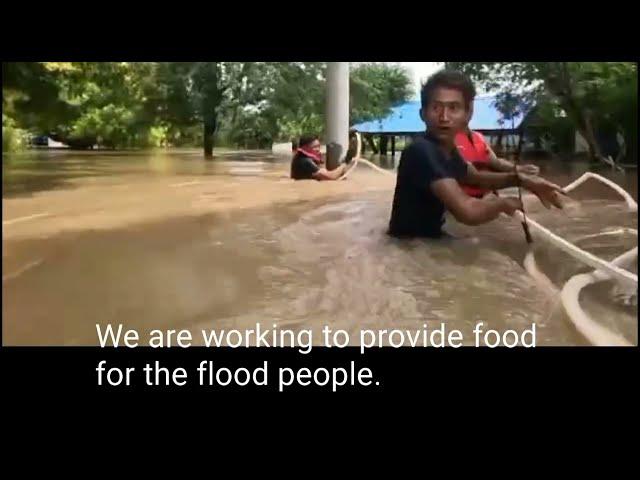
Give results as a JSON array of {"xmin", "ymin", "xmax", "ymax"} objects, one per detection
[
  {"xmin": 185, "ymin": 62, "xmax": 275, "ymax": 156},
  {"xmin": 189, "ymin": 62, "xmax": 222, "ymax": 157},
  {"xmin": 2, "ymin": 62, "xmax": 77, "ymax": 135},
  {"xmin": 350, "ymin": 63, "xmax": 413, "ymax": 124},
  {"xmin": 234, "ymin": 62, "xmax": 413, "ymax": 146},
  {"xmin": 3, "ymin": 61, "xmax": 416, "ymax": 153},
  {"xmin": 447, "ymin": 62, "xmax": 638, "ymax": 165},
  {"xmin": 261, "ymin": 62, "xmax": 327, "ymax": 142}
]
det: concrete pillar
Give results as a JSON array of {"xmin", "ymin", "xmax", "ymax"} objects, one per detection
[{"xmin": 325, "ymin": 62, "xmax": 350, "ymax": 170}]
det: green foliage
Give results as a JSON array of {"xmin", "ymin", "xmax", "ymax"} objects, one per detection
[
  {"xmin": 144, "ymin": 124, "xmax": 170, "ymax": 148},
  {"xmin": 276, "ymin": 113, "xmax": 325, "ymax": 143},
  {"xmin": 228, "ymin": 62, "xmax": 413, "ymax": 145},
  {"xmin": 350, "ymin": 63, "xmax": 413, "ymax": 124},
  {"xmin": 448, "ymin": 62, "xmax": 637, "ymax": 162},
  {"xmin": 69, "ymin": 104, "xmax": 134, "ymax": 148},
  {"xmin": 3, "ymin": 61, "xmax": 414, "ymax": 151},
  {"xmin": 2, "ymin": 114, "xmax": 30, "ymax": 152},
  {"xmin": 2, "ymin": 62, "xmax": 77, "ymax": 134},
  {"xmin": 257, "ymin": 62, "xmax": 327, "ymax": 143}
]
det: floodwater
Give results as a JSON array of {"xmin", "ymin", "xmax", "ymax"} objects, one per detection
[{"xmin": 2, "ymin": 149, "xmax": 637, "ymax": 346}]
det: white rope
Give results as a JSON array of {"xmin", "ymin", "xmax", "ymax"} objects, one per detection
[
  {"xmin": 344, "ymin": 138, "xmax": 638, "ymax": 344},
  {"xmin": 520, "ymin": 227, "xmax": 638, "ymax": 298},
  {"xmin": 506, "ymin": 174, "xmax": 637, "ymax": 290},
  {"xmin": 508, "ymin": 175, "xmax": 637, "ymax": 344},
  {"xmin": 340, "ymin": 133, "xmax": 362, "ymax": 181},
  {"xmin": 512, "ymin": 211, "xmax": 637, "ymax": 288},
  {"xmin": 575, "ymin": 228, "xmax": 637, "ymax": 242},
  {"xmin": 344, "ymin": 140, "xmax": 636, "ymax": 286},
  {"xmin": 563, "ymin": 172, "xmax": 637, "ymax": 211},
  {"xmin": 341, "ymin": 133, "xmax": 399, "ymax": 180},
  {"xmin": 523, "ymin": 249, "xmax": 559, "ymax": 297},
  {"xmin": 560, "ymin": 247, "xmax": 637, "ymax": 346},
  {"xmin": 354, "ymin": 157, "xmax": 396, "ymax": 176}
]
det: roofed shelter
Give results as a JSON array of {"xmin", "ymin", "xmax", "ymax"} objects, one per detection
[{"xmin": 352, "ymin": 95, "xmax": 530, "ymax": 160}]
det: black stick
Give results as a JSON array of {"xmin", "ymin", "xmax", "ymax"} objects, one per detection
[{"xmin": 514, "ymin": 155, "xmax": 533, "ymax": 244}]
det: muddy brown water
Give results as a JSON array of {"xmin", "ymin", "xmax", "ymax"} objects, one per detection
[{"xmin": 2, "ymin": 149, "xmax": 637, "ymax": 346}]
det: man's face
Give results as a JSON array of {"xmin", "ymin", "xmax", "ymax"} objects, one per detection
[
  {"xmin": 308, "ymin": 139, "xmax": 321, "ymax": 154},
  {"xmin": 421, "ymin": 87, "xmax": 469, "ymax": 144}
]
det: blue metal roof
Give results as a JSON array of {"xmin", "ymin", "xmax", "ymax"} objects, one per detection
[{"xmin": 352, "ymin": 95, "xmax": 526, "ymax": 134}]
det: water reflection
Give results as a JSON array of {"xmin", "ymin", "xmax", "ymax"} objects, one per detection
[{"xmin": 2, "ymin": 149, "xmax": 282, "ymax": 198}]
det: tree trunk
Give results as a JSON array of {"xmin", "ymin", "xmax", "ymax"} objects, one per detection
[
  {"xmin": 549, "ymin": 63, "xmax": 609, "ymax": 166},
  {"xmin": 615, "ymin": 129, "xmax": 626, "ymax": 165},
  {"xmin": 204, "ymin": 117, "xmax": 216, "ymax": 158},
  {"xmin": 578, "ymin": 112, "xmax": 605, "ymax": 163},
  {"xmin": 365, "ymin": 135, "xmax": 378, "ymax": 154}
]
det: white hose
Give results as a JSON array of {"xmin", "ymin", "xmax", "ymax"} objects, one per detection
[
  {"xmin": 514, "ymin": 174, "xmax": 637, "ymax": 345},
  {"xmin": 346, "ymin": 144, "xmax": 637, "ymax": 287},
  {"xmin": 351, "ymin": 152, "xmax": 638, "ymax": 291},
  {"xmin": 512, "ymin": 211, "xmax": 637, "ymax": 288},
  {"xmin": 341, "ymin": 133, "xmax": 399, "ymax": 180},
  {"xmin": 560, "ymin": 247, "xmax": 637, "ymax": 346},
  {"xmin": 521, "ymin": 227, "xmax": 638, "ymax": 298},
  {"xmin": 339, "ymin": 133, "xmax": 362, "ymax": 181},
  {"xmin": 563, "ymin": 172, "xmax": 638, "ymax": 211},
  {"xmin": 523, "ymin": 249, "xmax": 559, "ymax": 297},
  {"xmin": 354, "ymin": 157, "xmax": 396, "ymax": 176},
  {"xmin": 345, "ymin": 140, "xmax": 638, "ymax": 344},
  {"xmin": 575, "ymin": 228, "xmax": 637, "ymax": 242}
]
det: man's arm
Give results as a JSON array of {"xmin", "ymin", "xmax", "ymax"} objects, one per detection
[
  {"xmin": 464, "ymin": 163, "xmax": 566, "ymax": 209},
  {"xmin": 487, "ymin": 145, "xmax": 516, "ymax": 172},
  {"xmin": 464, "ymin": 162, "xmax": 520, "ymax": 189},
  {"xmin": 312, "ymin": 164, "xmax": 348, "ymax": 181},
  {"xmin": 487, "ymin": 145, "xmax": 539, "ymax": 175},
  {"xmin": 431, "ymin": 178, "xmax": 522, "ymax": 226}
]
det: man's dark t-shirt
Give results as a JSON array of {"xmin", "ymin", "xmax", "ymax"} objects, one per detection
[
  {"xmin": 388, "ymin": 132, "xmax": 469, "ymax": 238},
  {"xmin": 291, "ymin": 152, "xmax": 320, "ymax": 180}
]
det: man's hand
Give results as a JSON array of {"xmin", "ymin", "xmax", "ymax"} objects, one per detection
[
  {"xmin": 516, "ymin": 164, "xmax": 540, "ymax": 175},
  {"xmin": 312, "ymin": 163, "xmax": 348, "ymax": 181},
  {"xmin": 520, "ymin": 174, "xmax": 566, "ymax": 209}
]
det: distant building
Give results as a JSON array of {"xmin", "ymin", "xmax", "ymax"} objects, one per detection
[{"xmin": 352, "ymin": 95, "xmax": 529, "ymax": 159}]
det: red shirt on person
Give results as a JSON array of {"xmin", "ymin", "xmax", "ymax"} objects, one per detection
[{"xmin": 455, "ymin": 130, "xmax": 492, "ymax": 198}]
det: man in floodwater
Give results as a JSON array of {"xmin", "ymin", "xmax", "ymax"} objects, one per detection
[
  {"xmin": 388, "ymin": 70, "xmax": 565, "ymax": 238},
  {"xmin": 290, "ymin": 134, "xmax": 354, "ymax": 181}
]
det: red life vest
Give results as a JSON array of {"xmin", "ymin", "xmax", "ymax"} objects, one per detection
[
  {"xmin": 296, "ymin": 147, "xmax": 323, "ymax": 164},
  {"xmin": 455, "ymin": 130, "xmax": 492, "ymax": 198}
]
